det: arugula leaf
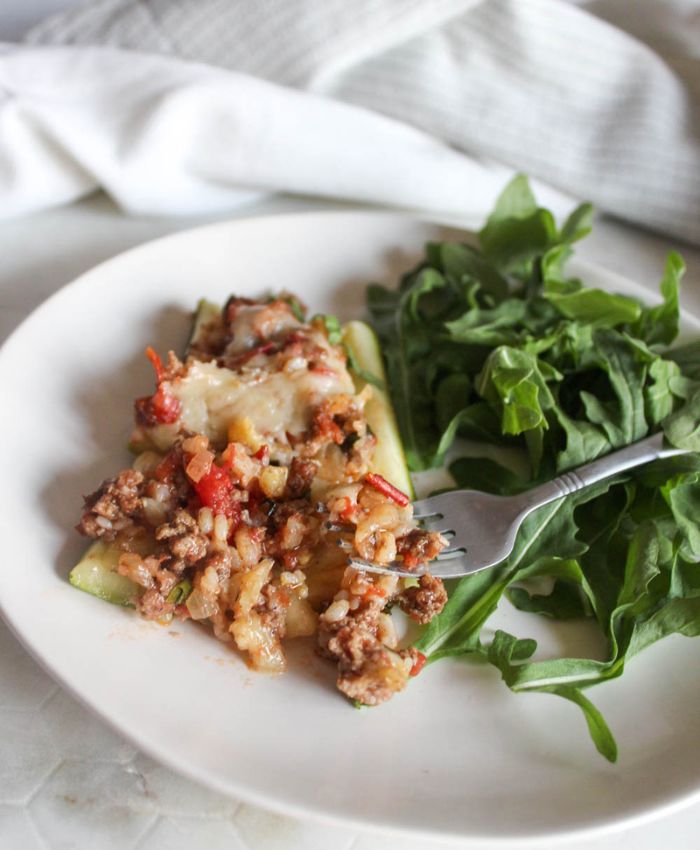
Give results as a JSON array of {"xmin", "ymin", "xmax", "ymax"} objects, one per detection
[
  {"xmin": 663, "ymin": 474, "xmax": 700, "ymax": 561},
  {"xmin": 543, "ymin": 280, "xmax": 642, "ymax": 327},
  {"xmin": 487, "ymin": 173, "xmax": 538, "ymax": 221},
  {"xmin": 445, "ymin": 300, "xmax": 527, "ymax": 346},
  {"xmin": 450, "ymin": 456, "xmax": 524, "ymax": 496},
  {"xmin": 415, "ymin": 490, "xmax": 602, "ymax": 660},
  {"xmin": 554, "ymin": 410, "xmax": 610, "ymax": 472},
  {"xmin": 627, "ymin": 594, "xmax": 700, "ymax": 657},
  {"xmin": 631, "ymin": 252, "xmax": 684, "ymax": 346},
  {"xmin": 666, "ymin": 340, "xmax": 700, "ymax": 380},
  {"xmin": 645, "ymin": 357, "xmax": 682, "ymax": 423},
  {"xmin": 485, "ymin": 631, "xmax": 618, "ymax": 761},
  {"xmin": 544, "ymin": 687, "xmax": 618, "ymax": 763},
  {"xmin": 436, "ymin": 241, "xmax": 510, "ymax": 302},
  {"xmin": 479, "ymin": 175, "xmax": 551, "ymax": 265},
  {"xmin": 367, "ymin": 175, "xmax": 700, "ymax": 761},
  {"xmin": 559, "ymin": 202, "xmax": 594, "ymax": 244},
  {"xmin": 507, "ymin": 578, "xmax": 590, "ymax": 620},
  {"xmin": 588, "ymin": 330, "xmax": 649, "ymax": 445},
  {"xmin": 663, "ymin": 386, "xmax": 700, "ymax": 451},
  {"xmin": 435, "ymin": 404, "xmax": 504, "ymax": 460},
  {"xmin": 434, "ymin": 373, "xmax": 471, "ymax": 432},
  {"xmin": 475, "ymin": 346, "xmax": 560, "ymax": 437}
]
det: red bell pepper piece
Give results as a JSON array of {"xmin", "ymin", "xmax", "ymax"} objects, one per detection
[
  {"xmin": 409, "ymin": 651, "xmax": 427, "ymax": 677},
  {"xmin": 364, "ymin": 473, "xmax": 410, "ymax": 507}
]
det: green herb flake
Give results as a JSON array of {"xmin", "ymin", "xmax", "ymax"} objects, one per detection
[{"xmin": 167, "ymin": 580, "xmax": 192, "ymax": 606}]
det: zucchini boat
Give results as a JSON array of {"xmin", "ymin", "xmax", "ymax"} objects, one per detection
[
  {"xmin": 71, "ymin": 306, "xmax": 412, "ymax": 606},
  {"xmin": 71, "ymin": 294, "xmax": 447, "ymax": 704}
]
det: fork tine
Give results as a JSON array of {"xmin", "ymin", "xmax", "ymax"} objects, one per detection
[
  {"xmin": 419, "ymin": 519, "xmax": 453, "ymax": 534},
  {"xmin": 411, "ymin": 498, "xmax": 442, "ymax": 520},
  {"xmin": 348, "ymin": 557, "xmax": 427, "ymax": 577},
  {"xmin": 348, "ymin": 553, "xmax": 486, "ymax": 580},
  {"xmin": 427, "ymin": 553, "xmax": 479, "ymax": 579},
  {"xmin": 435, "ymin": 547, "xmax": 467, "ymax": 561}
]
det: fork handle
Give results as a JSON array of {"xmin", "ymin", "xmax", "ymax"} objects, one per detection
[{"xmin": 514, "ymin": 432, "xmax": 689, "ymax": 513}]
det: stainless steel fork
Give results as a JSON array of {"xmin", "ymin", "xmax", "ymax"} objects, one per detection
[{"xmin": 349, "ymin": 432, "xmax": 690, "ymax": 579}]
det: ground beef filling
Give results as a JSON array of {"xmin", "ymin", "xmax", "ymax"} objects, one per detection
[
  {"xmin": 155, "ymin": 509, "xmax": 208, "ymax": 567},
  {"xmin": 317, "ymin": 566, "xmax": 446, "ymax": 705},
  {"xmin": 77, "ymin": 297, "xmax": 448, "ymax": 704},
  {"xmin": 76, "ymin": 469, "xmax": 145, "ymax": 540},
  {"xmin": 398, "ymin": 575, "xmax": 449, "ymax": 625}
]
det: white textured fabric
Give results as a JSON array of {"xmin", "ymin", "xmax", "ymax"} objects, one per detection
[
  {"xmin": 0, "ymin": 0, "xmax": 697, "ymax": 241},
  {"xmin": 0, "ymin": 44, "xmax": 570, "ymax": 221}
]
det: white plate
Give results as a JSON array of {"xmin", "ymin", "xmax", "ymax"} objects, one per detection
[{"xmin": 1, "ymin": 211, "xmax": 700, "ymax": 844}]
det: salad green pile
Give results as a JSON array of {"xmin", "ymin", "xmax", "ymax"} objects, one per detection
[{"xmin": 368, "ymin": 176, "xmax": 700, "ymax": 761}]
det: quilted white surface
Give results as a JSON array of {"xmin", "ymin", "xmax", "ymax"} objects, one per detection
[{"xmin": 2, "ymin": 195, "xmax": 700, "ymax": 850}]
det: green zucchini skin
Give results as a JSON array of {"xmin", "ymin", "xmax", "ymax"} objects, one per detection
[
  {"xmin": 70, "ymin": 304, "xmax": 413, "ymax": 606},
  {"xmin": 69, "ymin": 541, "xmax": 141, "ymax": 607},
  {"xmin": 342, "ymin": 320, "xmax": 414, "ymax": 498}
]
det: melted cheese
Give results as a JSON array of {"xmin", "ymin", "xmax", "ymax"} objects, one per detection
[
  {"xmin": 170, "ymin": 358, "xmax": 354, "ymax": 447},
  {"xmin": 141, "ymin": 307, "xmax": 355, "ymax": 452},
  {"xmin": 223, "ymin": 303, "xmax": 301, "ymax": 355}
]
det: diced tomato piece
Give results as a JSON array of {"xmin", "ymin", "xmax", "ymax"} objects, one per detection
[
  {"xmin": 150, "ymin": 385, "xmax": 181, "ymax": 424},
  {"xmin": 194, "ymin": 463, "xmax": 240, "ymax": 521},
  {"xmin": 363, "ymin": 585, "xmax": 388, "ymax": 602},
  {"xmin": 409, "ymin": 651, "xmax": 427, "ymax": 677},
  {"xmin": 364, "ymin": 473, "xmax": 410, "ymax": 507}
]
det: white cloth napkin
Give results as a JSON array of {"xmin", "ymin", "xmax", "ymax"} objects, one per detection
[{"xmin": 0, "ymin": 0, "xmax": 697, "ymax": 243}]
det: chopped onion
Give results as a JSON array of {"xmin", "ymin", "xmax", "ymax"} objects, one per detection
[
  {"xmin": 142, "ymin": 497, "xmax": 168, "ymax": 527},
  {"xmin": 186, "ymin": 449, "xmax": 214, "ymax": 483},
  {"xmin": 186, "ymin": 589, "xmax": 218, "ymax": 620}
]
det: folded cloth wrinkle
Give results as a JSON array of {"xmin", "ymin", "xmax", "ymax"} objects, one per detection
[
  {"xmin": 0, "ymin": 44, "xmax": 575, "ymax": 221},
  {"xmin": 0, "ymin": 0, "xmax": 696, "ymax": 244}
]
